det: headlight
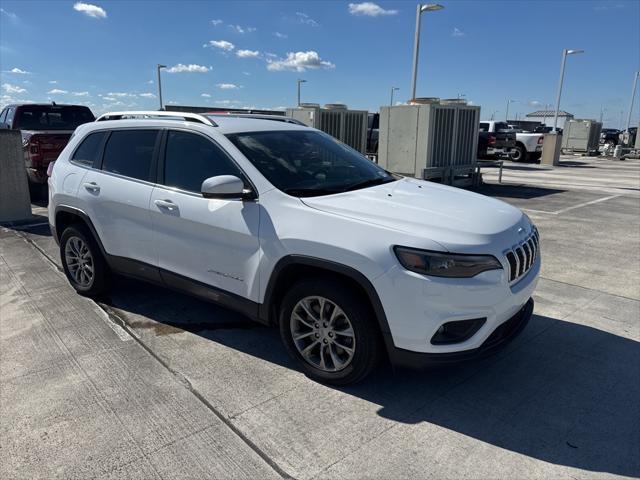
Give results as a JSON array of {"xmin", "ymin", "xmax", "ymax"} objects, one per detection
[{"xmin": 393, "ymin": 246, "xmax": 503, "ymax": 278}]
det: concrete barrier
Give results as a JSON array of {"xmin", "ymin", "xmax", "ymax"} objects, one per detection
[
  {"xmin": 0, "ymin": 130, "xmax": 32, "ymax": 223},
  {"xmin": 541, "ymin": 133, "xmax": 562, "ymax": 166}
]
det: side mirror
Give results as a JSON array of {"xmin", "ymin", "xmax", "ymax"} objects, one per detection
[{"xmin": 201, "ymin": 175, "xmax": 254, "ymax": 200}]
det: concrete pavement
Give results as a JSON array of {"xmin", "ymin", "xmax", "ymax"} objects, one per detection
[{"xmin": 1, "ymin": 155, "xmax": 639, "ymax": 479}]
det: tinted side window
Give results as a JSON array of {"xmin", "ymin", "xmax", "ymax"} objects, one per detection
[
  {"xmin": 164, "ymin": 131, "xmax": 243, "ymax": 192},
  {"xmin": 102, "ymin": 130, "xmax": 158, "ymax": 181},
  {"xmin": 72, "ymin": 131, "xmax": 106, "ymax": 167}
]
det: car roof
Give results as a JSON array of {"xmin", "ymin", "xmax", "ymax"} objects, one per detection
[
  {"xmin": 82, "ymin": 115, "xmax": 312, "ymax": 135},
  {"xmin": 209, "ymin": 116, "xmax": 309, "ymax": 134}
]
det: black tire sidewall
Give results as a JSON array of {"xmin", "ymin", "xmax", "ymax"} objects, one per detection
[
  {"xmin": 60, "ymin": 224, "xmax": 108, "ymax": 296},
  {"xmin": 512, "ymin": 145, "xmax": 525, "ymax": 161},
  {"xmin": 279, "ymin": 278, "xmax": 381, "ymax": 385}
]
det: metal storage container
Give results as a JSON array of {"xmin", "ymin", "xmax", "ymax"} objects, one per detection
[
  {"xmin": 377, "ymin": 102, "xmax": 480, "ymax": 184},
  {"xmin": 286, "ymin": 104, "xmax": 368, "ymax": 153},
  {"xmin": 561, "ymin": 119, "xmax": 602, "ymax": 154}
]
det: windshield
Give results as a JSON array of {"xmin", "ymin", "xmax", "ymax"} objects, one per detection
[
  {"xmin": 15, "ymin": 106, "xmax": 95, "ymax": 131},
  {"xmin": 226, "ymin": 130, "xmax": 396, "ymax": 197}
]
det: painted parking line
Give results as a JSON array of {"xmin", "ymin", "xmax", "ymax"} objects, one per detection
[{"xmin": 524, "ymin": 195, "xmax": 620, "ymax": 215}]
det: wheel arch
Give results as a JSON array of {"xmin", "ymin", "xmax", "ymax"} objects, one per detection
[
  {"xmin": 260, "ymin": 256, "xmax": 392, "ymax": 339},
  {"xmin": 54, "ymin": 206, "xmax": 108, "ymax": 258}
]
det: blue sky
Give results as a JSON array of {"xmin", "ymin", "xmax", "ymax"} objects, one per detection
[{"xmin": 1, "ymin": 0, "xmax": 638, "ymax": 128}]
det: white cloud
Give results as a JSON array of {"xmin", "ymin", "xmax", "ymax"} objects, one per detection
[
  {"xmin": 236, "ymin": 49, "xmax": 260, "ymax": 58},
  {"xmin": 166, "ymin": 63, "xmax": 211, "ymax": 73},
  {"xmin": 2, "ymin": 83, "xmax": 27, "ymax": 94},
  {"xmin": 47, "ymin": 89, "xmax": 68, "ymax": 94},
  {"xmin": 73, "ymin": 2, "xmax": 107, "ymax": 19},
  {"xmin": 348, "ymin": 2, "xmax": 398, "ymax": 16},
  {"xmin": 201, "ymin": 93, "xmax": 212, "ymax": 98},
  {"xmin": 211, "ymin": 19, "xmax": 223, "ymax": 26},
  {"xmin": 528, "ymin": 100, "xmax": 542, "ymax": 107},
  {"xmin": 215, "ymin": 100, "xmax": 243, "ymax": 106},
  {"xmin": 72, "ymin": 91, "xmax": 90, "ymax": 96},
  {"xmin": 229, "ymin": 24, "xmax": 256, "ymax": 34},
  {"xmin": 147, "ymin": 80, "xmax": 154, "ymax": 84},
  {"xmin": 139, "ymin": 92, "xmax": 156, "ymax": 98},
  {"xmin": 452, "ymin": 27, "xmax": 465, "ymax": 37},
  {"xmin": 216, "ymin": 83, "xmax": 241, "ymax": 90},
  {"xmin": 205, "ymin": 40, "xmax": 235, "ymax": 51},
  {"xmin": 0, "ymin": 8, "xmax": 18, "ymax": 20},
  {"xmin": 102, "ymin": 96, "xmax": 117, "ymax": 102},
  {"xmin": 107, "ymin": 92, "xmax": 136, "ymax": 97},
  {"xmin": 5, "ymin": 67, "xmax": 30, "ymax": 74},
  {"xmin": 49, "ymin": 80, "xmax": 58, "ymax": 84},
  {"xmin": 267, "ymin": 51, "xmax": 335, "ymax": 72},
  {"xmin": 274, "ymin": 32, "xmax": 287, "ymax": 39},
  {"xmin": 296, "ymin": 12, "xmax": 319, "ymax": 27},
  {"xmin": 242, "ymin": 71, "xmax": 251, "ymax": 76}
]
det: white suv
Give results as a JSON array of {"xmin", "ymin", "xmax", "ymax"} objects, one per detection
[{"xmin": 48, "ymin": 111, "xmax": 540, "ymax": 384}]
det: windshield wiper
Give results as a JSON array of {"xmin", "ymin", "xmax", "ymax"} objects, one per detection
[{"xmin": 340, "ymin": 177, "xmax": 395, "ymax": 193}]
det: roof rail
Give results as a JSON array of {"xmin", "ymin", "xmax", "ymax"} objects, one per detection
[
  {"xmin": 207, "ymin": 113, "xmax": 305, "ymax": 126},
  {"xmin": 95, "ymin": 110, "xmax": 217, "ymax": 126}
]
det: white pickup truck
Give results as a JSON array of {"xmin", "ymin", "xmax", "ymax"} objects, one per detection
[{"xmin": 508, "ymin": 127, "xmax": 545, "ymax": 162}]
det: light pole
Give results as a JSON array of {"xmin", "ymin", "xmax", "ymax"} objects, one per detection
[
  {"xmin": 624, "ymin": 71, "xmax": 639, "ymax": 132},
  {"xmin": 297, "ymin": 79, "xmax": 307, "ymax": 107},
  {"xmin": 157, "ymin": 64, "xmax": 166, "ymax": 110},
  {"xmin": 552, "ymin": 48, "xmax": 584, "ymax": 133},
  {"xmin": 490, "ymin": 110, "xmax": 499, "ymax": 120},
  {"xmin": 410, "ymin": 3, "xmax": 444, "ymax": 101},
  {"xmin": 599, "ymin": 105, "xmax": 606, "ymax": 124},
  {"xmin": 390, "ymin": 87, "xmax": 399, "ymax": 106},
  {"xmin": 505, "ymin": 99, "xmax": 516, "ymax": 121}
]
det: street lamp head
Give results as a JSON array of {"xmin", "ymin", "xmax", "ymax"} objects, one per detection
[
  {"xmin": 298, "ymin": 79, "xmax": 307, "ymax": 84},
  {"xmin": 566, "ymin": 49, "xmax": 584, "ymax": 55},
  {"xmin": 158, "ymin": 64, "xmax": 167, "ymax": 69},
  {"xmin": 421, "ymin": 3, "xmax": 444, "ymax": 12}
]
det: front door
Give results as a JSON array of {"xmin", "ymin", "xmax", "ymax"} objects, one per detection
[{"xmin": 150, "ymin": 129, "xmax": 261, "ymax": 301}]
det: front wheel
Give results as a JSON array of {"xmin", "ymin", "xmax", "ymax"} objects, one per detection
[{"xmin": 279, "ymin": 278, "xmax": 382, "ymax": 385}]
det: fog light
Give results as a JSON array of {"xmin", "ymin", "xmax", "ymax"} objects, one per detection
[{"xmin": 431, "ymin": 318, "xmax": 486, "ymax": 345}]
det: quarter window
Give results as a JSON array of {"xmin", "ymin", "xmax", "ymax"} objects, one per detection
[
  {"xmin": 72, "ymin": 132, "xmax": 106, "ymax": 167},
  {"xmin": 102, "ymin": 130, "xmax": 158, "ymax": 181},
  {"xmin": 163, "ymin": 130, "xmax": 243, "ymax": 193}
]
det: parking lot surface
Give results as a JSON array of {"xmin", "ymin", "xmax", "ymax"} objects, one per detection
[{"xmin": 2, "ymin": 155, "xmax": 639, "ymax": 479}]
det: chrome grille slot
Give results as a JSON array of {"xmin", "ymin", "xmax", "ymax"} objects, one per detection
[{"xmin": 504, "ymin": 227, "xmax": 540, "ymax": 285}]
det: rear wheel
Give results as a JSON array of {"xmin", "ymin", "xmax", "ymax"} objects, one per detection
[
  {"xmin": 279, "ymin": 278, "xmax": 382, "ymax": 385},
  {"xmin": 511, "ymin": 144, "xmax": 528, "ymax": 162},
  {"xmin": 60, "ymin": 224, "xmax": 110, "ymax": 296}
]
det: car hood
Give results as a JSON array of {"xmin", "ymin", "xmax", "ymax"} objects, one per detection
[{"xmin": 301, "ymin": 178, "xmax": 527, "ymax": 252}]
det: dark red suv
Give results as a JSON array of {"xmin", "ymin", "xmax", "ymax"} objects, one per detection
[{"xmin": 0, "ymin": 103, "xmax": 95, "ymax": 195}]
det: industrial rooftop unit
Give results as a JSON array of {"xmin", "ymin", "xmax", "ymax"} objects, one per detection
[
  {"xmin": 377, "ymin": 99, "xmax": 481, "ymax": 185},
  {"xmin": 286, "ymin": 104, "xmax": 368, "ymax": 153},
  {"xmin": 561, "ymin": 119, "xmax": 602, "ymax": 155}
]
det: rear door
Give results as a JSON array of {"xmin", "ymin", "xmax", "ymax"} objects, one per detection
[
  {"xmin": 150, "ymin": 129, "xmax": 261, "ymax": 301},
  {"xmin": 77, "ymin": 128, "xmax": 160, "ymax": 267}
]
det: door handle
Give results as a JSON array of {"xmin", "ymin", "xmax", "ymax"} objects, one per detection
[
  {"xmin": 83, "ymin": 182, "xmax": 100, "ymax": 193},
  {"xmin": 154, "ymin": 199, "xmax": 177, "ymax": 210}
]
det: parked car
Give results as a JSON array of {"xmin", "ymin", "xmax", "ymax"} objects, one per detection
[
  {"xmin": 509, "ymin": 128, "xmax": 545, "ymax": 162},
  {"xmin": 600, "ymin": 128, "xmax": 620, "ymax": 146},
  {"xmin": 478, "ymin": 121, "xmax": 516, "ymax": 159},
  {"xmin": 48, "ymin": 111, "xmax": 540, "ymax": 385},
  {"xmin": 0, "ymin": 103, "xmax": 95, "ymax": 196}
]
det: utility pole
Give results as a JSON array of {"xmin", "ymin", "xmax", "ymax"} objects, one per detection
[
  {"xmin": 625, "ymin": 71, "xmax": 639, "ymax": 132},
  {"xmin": 297, "ymin": 79, "xmax": 307, "ymax": 107},
  {"xmin": 157, "ymin": 64, "xmax": 166, "ymax": 110}
]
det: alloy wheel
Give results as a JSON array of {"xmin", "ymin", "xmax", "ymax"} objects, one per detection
[
  {"xmin": 290, "ymin": 296, "xmax": 356, "ymax": 372},
  {"xmin": 64, "ymin": 236, "xmax": 94, "ymax": 288}
]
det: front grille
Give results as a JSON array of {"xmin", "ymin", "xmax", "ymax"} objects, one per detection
[{"xmin": 505, "ymin": 227, "xmax": 539, "ymax": 284}]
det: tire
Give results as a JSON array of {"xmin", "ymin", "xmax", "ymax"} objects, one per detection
[
  {"xmin": 279, "ymin": 278, "xmax": 382, "ymax": 385},
  {"xmin": 511, "ymin": 144, "xmax": 528, "ymax": 162},
  {"xmin": 60, "ymin": 224, "xmax": 110, "ymax": 297}
]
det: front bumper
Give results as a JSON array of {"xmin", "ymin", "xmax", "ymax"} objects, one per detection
[{"xmin": 386, "ymin": 298, "xmax": 533, "ymax": 369}]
